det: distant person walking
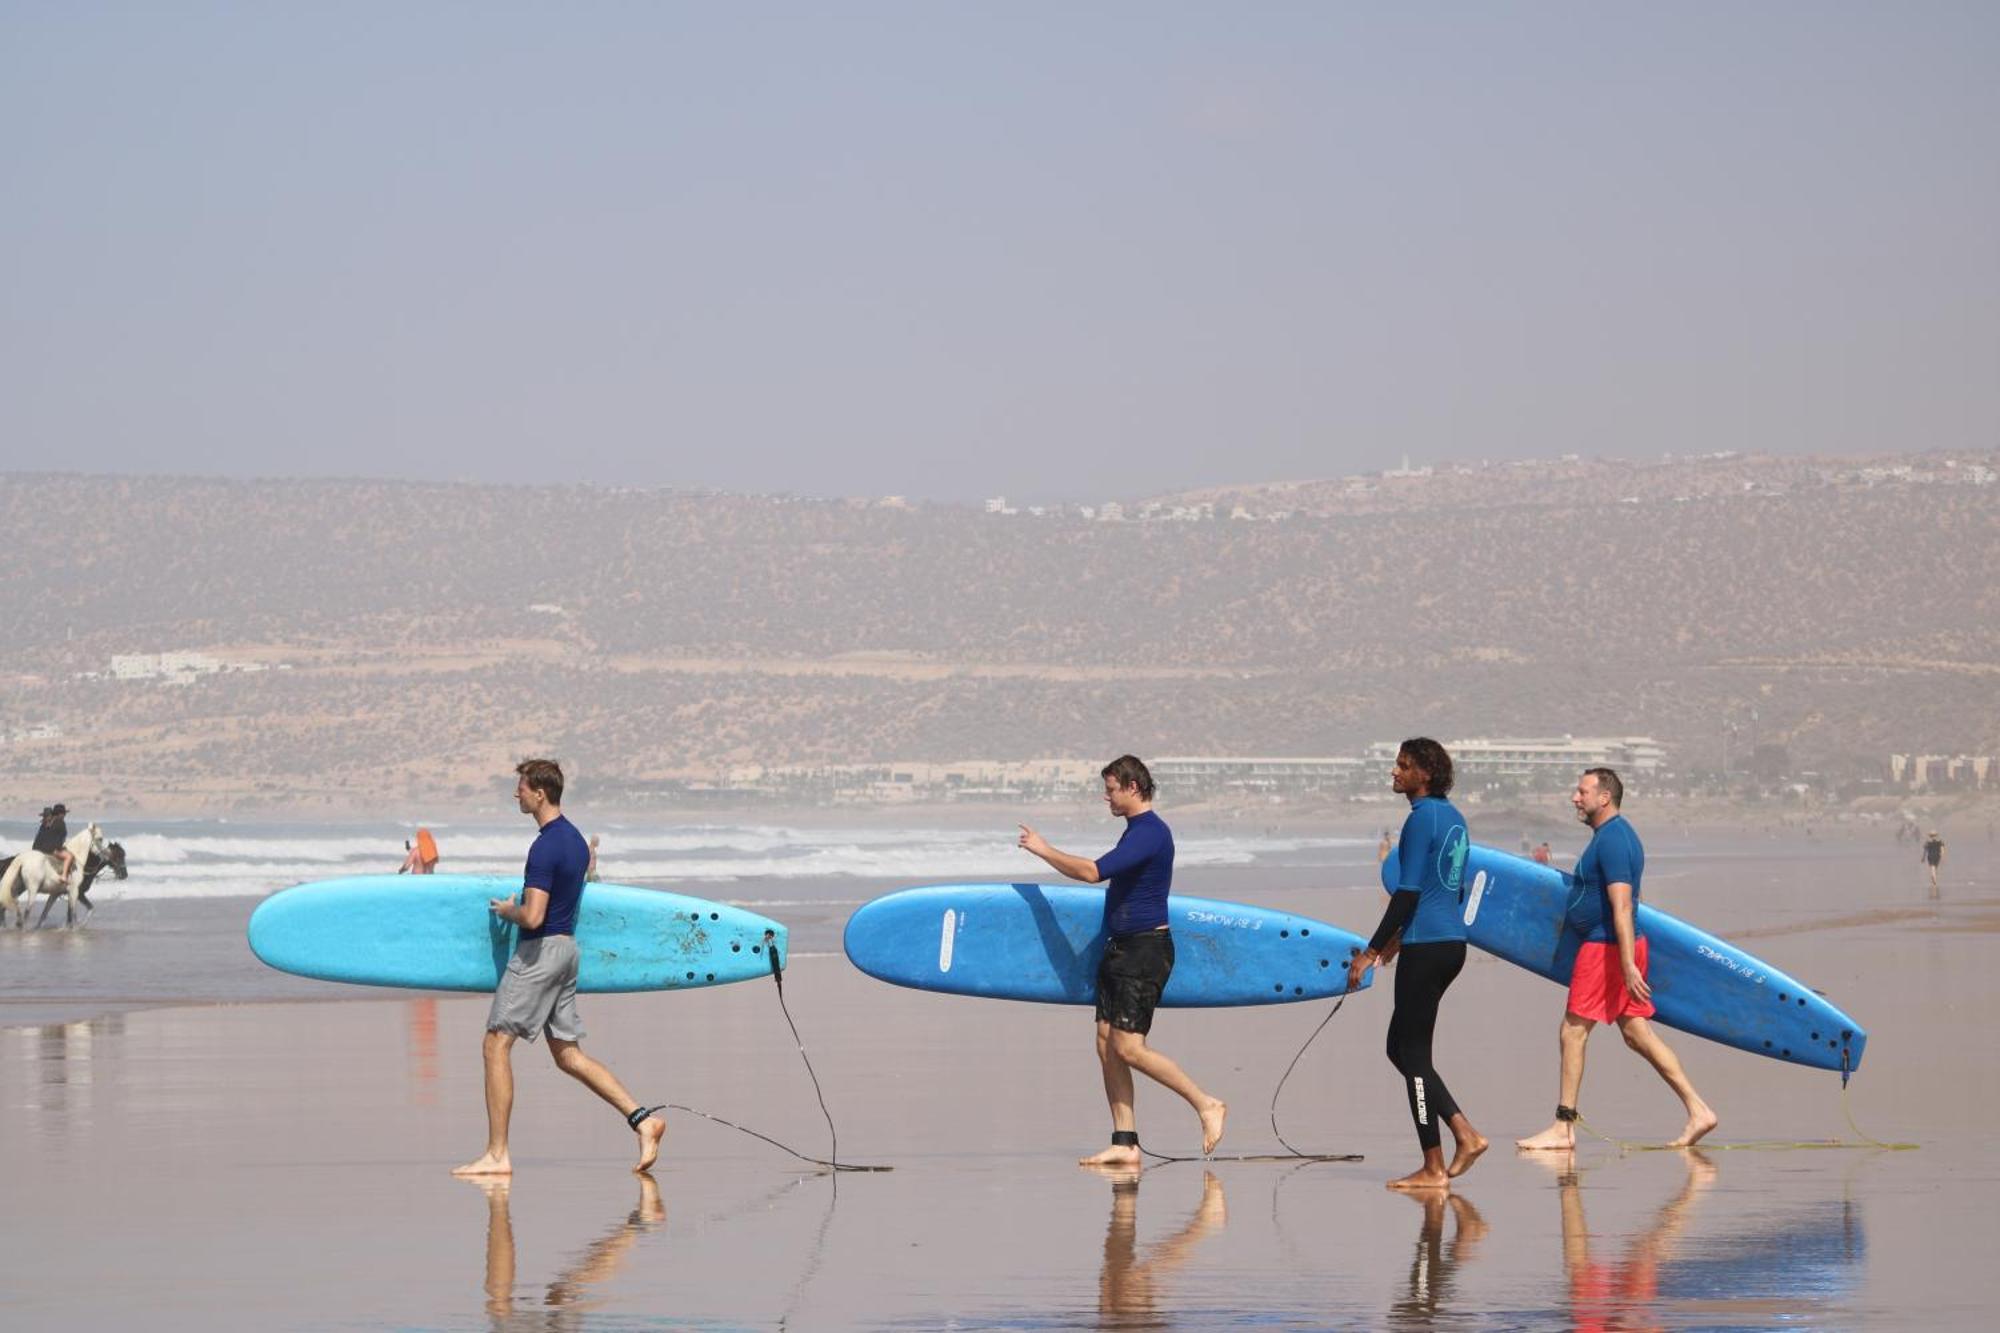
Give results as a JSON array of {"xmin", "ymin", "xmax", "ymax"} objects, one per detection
[
  {"xmin": 399, "ymin": 827, "xmax": 440, "ymax": 875},
  {"xmin": 31, "ymin": 804, "xmax": 74, "ymax": 886},
  {"xmin": 1921, "ymin": 830, "xmax": 1945, "ymax": 897},
  {"xmin": 1532, "ymin": 841, "xmax": 1553, "ymax": 866},
  {"xmin": 1517, "ymin": 769, "xmax": 1716, "ymax": 1152},
  {"xmin": 454, "ymin": 759, "xmax": 665, "ymax": 1177},
  {"xmin": 585, "ymin": 834, "xmax": 602, "ymax": 884},
  {"xmin": 1348, "ymin": 738, "xmax": 1486, "ymax": 1190},
  {"xmin": 1377, "ymin": 829, "xmax": 1393, "ymax": 864},
  {"xmin": 1018, "ymin": 755, "xmax": 1227, "ymax": 1168}
]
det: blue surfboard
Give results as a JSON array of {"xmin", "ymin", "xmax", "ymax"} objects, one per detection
[
  {"xmin": 843, "ymin": 883, "xmax": 1373, "ymax": 1006},
  {"xmin": 248, "ymin": 875, "xmax": 785, "ymax": 993},
  {"xmin": 1381, "ymin": 844, "xmax": 1866, "ymax": 1072}
]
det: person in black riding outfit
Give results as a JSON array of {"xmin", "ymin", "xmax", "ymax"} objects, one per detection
[{"xmin": 32, "ymin": 804, "xmax": 74, "ymax": 885}]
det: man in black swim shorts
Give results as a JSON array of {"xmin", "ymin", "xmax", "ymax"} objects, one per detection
[{"xmin": 1019, "ymin": 755, "xmax": 1228, "ymax": 1168}]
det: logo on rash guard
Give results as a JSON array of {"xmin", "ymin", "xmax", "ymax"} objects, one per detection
[{"xmin": 1438, "ymin": 825, "xmax": 1469, "ymax": 895}]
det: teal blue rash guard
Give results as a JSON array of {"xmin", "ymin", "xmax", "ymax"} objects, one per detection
[{"xmin": 1371, "ymin": 796, "xmax": 1471, "ymax": 950}]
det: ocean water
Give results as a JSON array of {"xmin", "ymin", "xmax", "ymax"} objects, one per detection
[
  {"xmin": 0, "ymin": 817, "xmax": 1383, "ymax": 1025},
  {"xmin": 40, "ymin": 817, "xmax": 1377, "ymax": 903}
]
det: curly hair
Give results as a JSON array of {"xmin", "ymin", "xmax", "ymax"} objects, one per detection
[{"xmin": 1399, "ymin": 738, "xmax": 1454, "ymax": 798}]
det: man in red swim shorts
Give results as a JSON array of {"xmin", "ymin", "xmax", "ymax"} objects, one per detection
[{"xmin": 1516, "ymin": 769, "xmax": 1717, "ymax": 1151}]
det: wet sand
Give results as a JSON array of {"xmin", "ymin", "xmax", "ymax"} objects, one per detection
[{"xmin": 3, "ymin": 835, "xmax": 1997, "ymax": 1328}]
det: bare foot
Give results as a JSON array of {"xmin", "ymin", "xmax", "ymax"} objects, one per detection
[
  {"xmin": 1079, "ymin": 1143, "xmax": 1143, "ymax": 1168},
  {"xmin": 1199, "ymin": 1099, "xmax": 1228, "ymax": 1156},
  {"xmin": 452, "ymin": 1151, "xmax": 513, "ymax": 1176},
  {"xmin": 1447, "ymin": 1128, "xmax": 1489, "ymax": 1178},
  {"xmin": 1080, "ymin": 1162, "xmax": 1143, "ymax": 1186},
  {"xmin": 634, "ymin": 1114, "xmax": 666, "ymax": 1173},
  {"xmin": 1515, "ymin": 1121, "xmax": 1576, "ymax": 1151},
  {"xmin": 1387, "ymin": 1165, "xmax": 1451, "ymax": 1191},
  {"xmin": 1667, "ymin": 1104, "xmax": 1718, "ymax": 1148}
]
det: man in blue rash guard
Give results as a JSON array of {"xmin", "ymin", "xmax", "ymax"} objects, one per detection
[
  {"xmin": 1347, "ymin": 738, "xmax": 1488, "ymax": 1190},
  {"xmin": 453, "ymin": 759, "xmax": 665, "ymax": 1178},
  {"xmin": 1019, "ymin": 755, "xmax": 1228, "ymax": 1168}
]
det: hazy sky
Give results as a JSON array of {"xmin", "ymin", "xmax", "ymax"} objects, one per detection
[{"xmin": 4, "ymin": 3, "xmax": 1995, "ymax": 502}]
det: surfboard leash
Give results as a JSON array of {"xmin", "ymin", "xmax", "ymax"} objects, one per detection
[
  {"xmin": 643, "ymin": 932, "xmax": 892, "ymax": 1173},
  {"xmin": 1569, "ymin": 1095, "xmax": 1916, "ymax": 1154},
  {"xmin": 1139, "ymin": 991, "xmax": 1365, "ymax": 1165},
  {"xmin": 760, "ymin": 930, "xmax": 892, "ymax": 1171}
]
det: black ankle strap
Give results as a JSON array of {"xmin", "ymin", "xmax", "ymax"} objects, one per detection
[
  {"xmin": 1555, "ymin": 1104, "xmax": 1579, "ymax": 1123},
  {"xmin": 627, "ymin": 1104, "xmax": 662, "ymax": 1131},
  {"xmin": 1111, "ymin": 1130, "xmax": 1139, "ymax": 1147}
]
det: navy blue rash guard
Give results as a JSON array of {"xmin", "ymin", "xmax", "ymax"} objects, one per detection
[
  {"xmin": 1095, "ymin": 810, "xmax": 1173, "ymax": 935},
  {"xmin": 521, "ymin": 814, "xmax": 590, "ymax": 939}
]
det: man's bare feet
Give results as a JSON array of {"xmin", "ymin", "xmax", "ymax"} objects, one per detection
[
  {"xmin": 453, "ymin": 1152, "xmax": 513, "ymax": 1176},
  {"xmin": 1516, "ymin": 1121, "xmax": 1576, "ymax": 1151},
  {"xmin": 1198, "ymin": 1099, "xmax": 1228, "ymax": 1156},
  {"xmin": 1080, "ymin": 1143, "xmax": 1144, "ymax": 1168},
  {"xmin": 1387, "ymin": 1165, "xmax": 1451, "ymax": 1191},
  {"xmin": 633, "ymin": 1114, "xmax": 666, "ymax": 1173},
  {"xmin": 1666, "ymin": 1104, "xmax": 1718, "ymax": 1148},
  {"xmin": 1447, "ymin": 1127, "xmax": 1489, "ymax": 1178}
]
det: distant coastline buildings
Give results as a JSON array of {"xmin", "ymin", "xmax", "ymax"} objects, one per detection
[
  {"xmin": 1890, "ymin": 753, "xmax": 1998, "ymax": 791},
  {"xmin": 89, "ymin": 652, "xmax": 287, "ymax": 685}
]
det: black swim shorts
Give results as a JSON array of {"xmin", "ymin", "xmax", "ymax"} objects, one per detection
[{"xmin": 1096, "ymin": 929, "xmax": 1174, "ymax": 1035}]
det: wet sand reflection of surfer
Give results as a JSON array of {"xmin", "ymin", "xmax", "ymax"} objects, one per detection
[
  {"xmin": 1087, "ymin": 1166, "xmax": 1226, "ymax": 1328},
  {"xmin": 1388, "ymin": 1189, "xmax": 1486, "ymax": 1327},
  {"xmin": 472, "ymin": 1173, "xmax": 665, "ymax": 1328},
  {"xmin": 1536, "ymin": 1148, "xmax": 1716, "ymax": 1331}
]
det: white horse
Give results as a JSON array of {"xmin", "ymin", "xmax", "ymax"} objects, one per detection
[{"xmin": 0, "ymin": 824, "xmax": 115, "ymax": 929}]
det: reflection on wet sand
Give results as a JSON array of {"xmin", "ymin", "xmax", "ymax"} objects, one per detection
[
  {"xmin": 1090, "ymin": 1166, "xmax": 1226, "ymax": 1328},
  {"xmin": 1530, "ymin": 1147, "xmax": 1872, "ymax": 1328},
  {"xmin": 19, "ymin": 1015, "xmax": 124, "ymax": 1120},
  {"xmin": 405, "ymin": 998, "xmax": 438, "ymax": 1106},
  {"xmin": 472, "ymin": 1173, "xmax": 665, "ymax": 1329},
  {"xmin": 1389, "ymin": 1189, "xmax": 1487, "ymax": 1326},
  {"xmin": 1550, "ymin": 1149, "xmax": 1714, "ymax": 1331}
]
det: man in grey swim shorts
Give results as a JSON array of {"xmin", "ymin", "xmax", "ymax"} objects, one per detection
[{"xmin": 453, "ymin": 759, "xmax": 666, "ymax": 1177}]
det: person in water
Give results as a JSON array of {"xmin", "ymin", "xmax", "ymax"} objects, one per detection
[
  {"xmin": 1348, "ymin": 738, "xmax": 1487, "ymax": 1190},
  {"xmin": 1517, "ymin": 769, "xmax": 1717, "ymax": 1151},
  {"xmin": 454, "ymin": 759, "xmax": 665, "ymax": 1177},
  {"xmin": 399, "ymin": 827, "xmax": 439, "ymax": 875},
  {"xmin": 1018, "ymin": 754, "xmax": 1228, "ymax": 1168}
]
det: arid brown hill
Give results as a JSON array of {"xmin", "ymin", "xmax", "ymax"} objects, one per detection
[{"xmin": 2, "ymin": 457, "xmax": 1994, "ymax": 811}]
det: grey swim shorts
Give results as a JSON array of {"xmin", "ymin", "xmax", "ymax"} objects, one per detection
[{"xmin": 487, "ymin": 934, "xmax": 584, "ymax": 1042}]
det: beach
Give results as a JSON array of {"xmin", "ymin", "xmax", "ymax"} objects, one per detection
[{"xmin": 2, "ymin": 822, "xmax": 1996, "ymax": 1328}]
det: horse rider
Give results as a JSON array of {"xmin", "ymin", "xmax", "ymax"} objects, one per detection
[{"xmin": 33, "ymin": 804, "xmax": 75, "ymax": 885}]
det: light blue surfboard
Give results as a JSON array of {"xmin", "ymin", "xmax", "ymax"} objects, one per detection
[
  {"xmin": 1382, "ymin": 843, "xmax": 1866, "ymax": 1072},
  {"xmin": 248, "ymin": 874, "xmax": 786, "ymax": 993},
  {"xmin": 843, "ymin": 883, "xmax": 1373, "ymax": 1006}
]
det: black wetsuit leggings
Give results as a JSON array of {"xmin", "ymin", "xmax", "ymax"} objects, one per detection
[{"xmin": 1386, "ymin": 940, "xmax": 1466, "ymax": 1153}]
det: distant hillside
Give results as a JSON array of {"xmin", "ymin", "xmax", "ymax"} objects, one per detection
[{"xmin": 2, "ymin": 454, "xmax": 1994, "ymax": 813}]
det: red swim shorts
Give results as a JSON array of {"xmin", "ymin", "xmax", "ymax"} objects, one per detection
[{"xmin": 1567, "ymin": 938, "xmax": 1656, "ymax": 1022}]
